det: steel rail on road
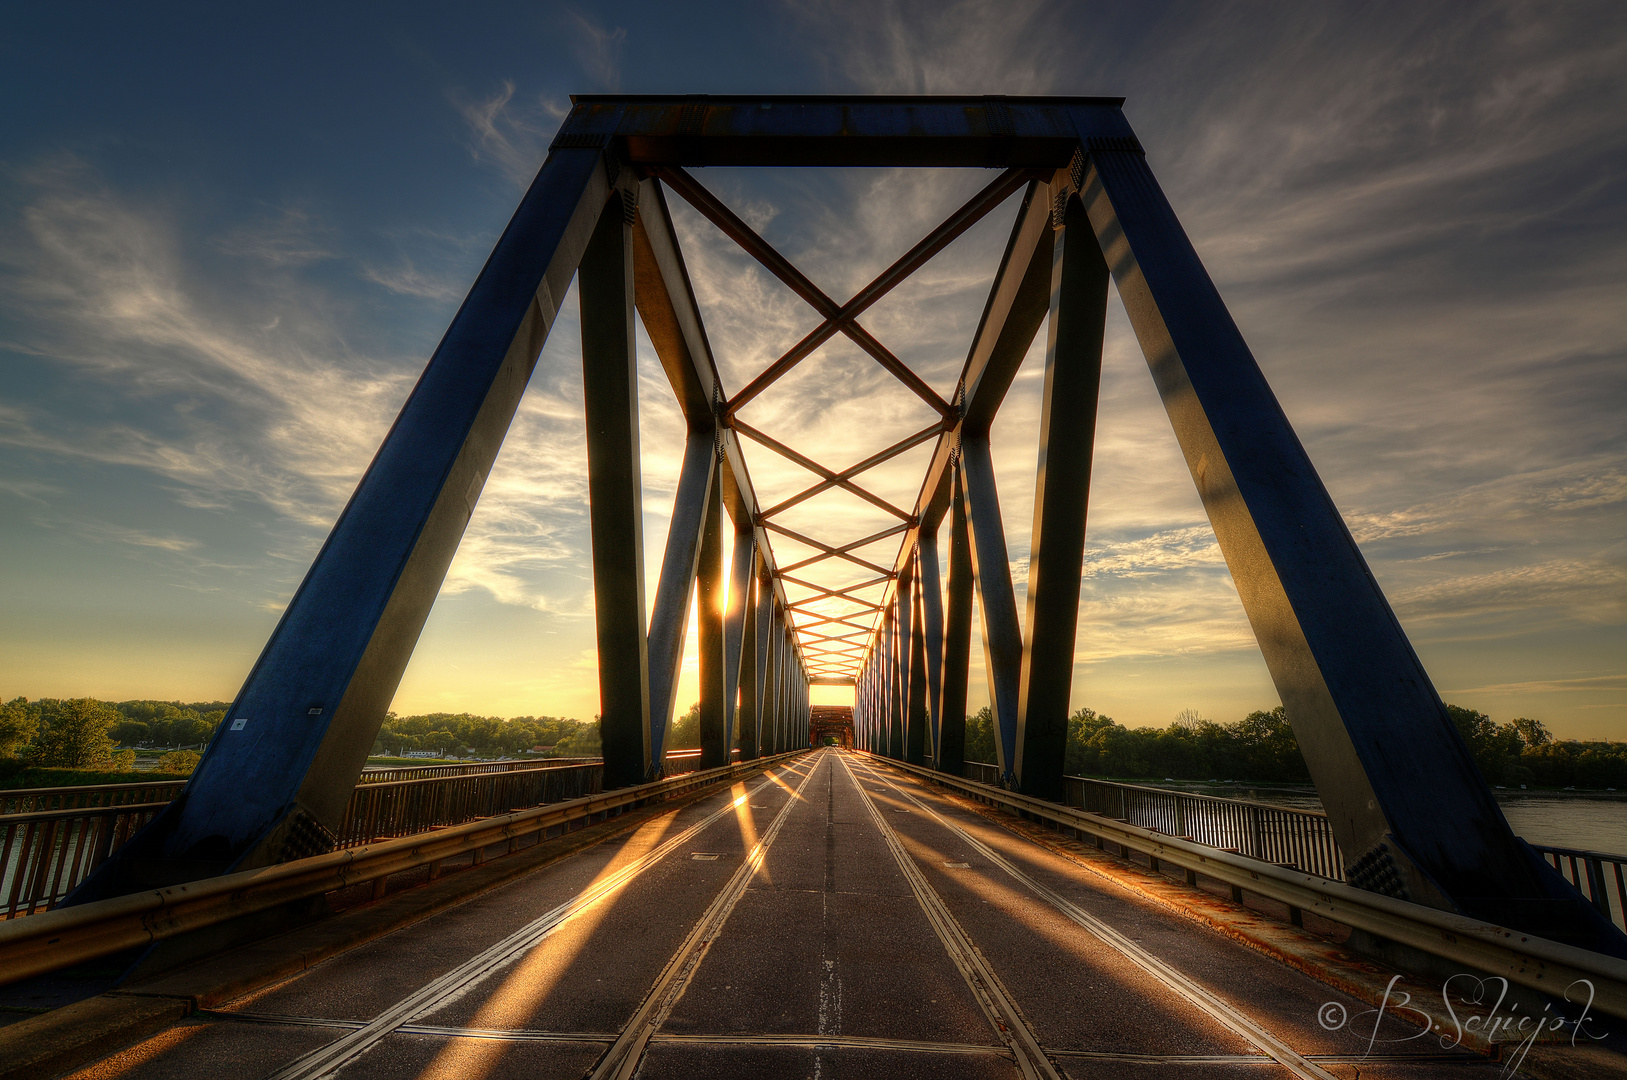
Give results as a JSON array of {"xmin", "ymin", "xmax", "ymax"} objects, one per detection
[
  {"xmin": 846, "ymin": 754, "xmax": 1339, "ymax": 1080},
  {"xmin": 267, "ymin": 755, "xmax": 817, "ymax": 1080},
  {"xmin": 0, "ymin": 752, "xmax": 808, "ymax": 987},
  {"xmin": 861, "ymin": 753, "xmax": 1627, "ymax": 1023}
]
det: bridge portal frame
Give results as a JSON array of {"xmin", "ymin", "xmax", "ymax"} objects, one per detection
[{"xmin": 66, "ymin": 96, "xmax": 1627, "ymax": 957}]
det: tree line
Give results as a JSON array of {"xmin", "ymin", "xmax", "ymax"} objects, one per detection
[
  {"xmin": 1, "ymin": 697, "xmax": 229, "ymax": 773},
  {"xmin": 5, "ymin": 694, "xmax": 1623, "ymax": 789},
  {"xmin": 371, "ymin": 712, "xmax": 598, "ymax": 759},
  {"xmin": 0, "ymin": 698, "xmax": 599, "ymax": 774},
  {"xmin": 962, "ymin": 703, "xmax": 1627, "ymax": 789}
]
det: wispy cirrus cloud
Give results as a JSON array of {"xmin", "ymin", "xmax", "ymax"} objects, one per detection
[
  {"xmin": 1, "ymin": 159, "xmax": 411, "ymax": 532},
  {"xmin": 451, "ymin": 80, "xmax": 570, "ymax": 189}
]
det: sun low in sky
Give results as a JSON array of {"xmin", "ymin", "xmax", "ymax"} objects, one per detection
[{"xmin": 1, "ymin": 3, "xmax": 1624, "ymax": 739}]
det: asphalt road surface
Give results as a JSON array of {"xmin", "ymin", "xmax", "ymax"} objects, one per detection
[{"xmin": 68, "ymin": 749, "xmax": 1506, "ymax": 1079}]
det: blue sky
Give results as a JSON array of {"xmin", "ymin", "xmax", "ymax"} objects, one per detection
[{"xmin": 2, "ymin": 2, "xmax": 1624, "ymax": 738}]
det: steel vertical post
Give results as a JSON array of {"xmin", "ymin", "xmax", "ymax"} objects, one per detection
[
  {"xmin": 647, "ymin": 436, "xmax": 718, "ymax": 773},
  {"xmin": 754, "ymin": 565, "xmax": 774, "ymax": 757},
  {"xmin": 906, "ymin": 568, "xmax": 929, "ymax": 765},
  {"xmin": 937, "ymin": 465, "xmax": 974, "ymax": 774},
  {"xmin": 697, "ymin": 469, "xmax": 728, "ymax": 769},
  {"xmin": 723, "ymin": 530, "xmax": 756, "ymax": 757},
  {"xmin": 958, "ymin": 439, "xmax": 1023, "ymax": 784},
  {"xmin": 1014, "ymin": 187, "xmax": 1110, "ymax": 801},
  {"xmin": 893, "ymin": 560, "xmax": 913, "ymax": 760},
  {"xmin": 580, "ymin": 190, "xmax": 654, "ymax": 790},
  {"xmin": 735, "ymin": 552, "xmax": 761, "ymax": 760},
  {"xmin": 917, "ymin": 531, "xmax": 945, "ymax": 766}
]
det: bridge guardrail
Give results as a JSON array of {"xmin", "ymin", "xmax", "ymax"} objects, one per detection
[
  {"xmin": 0, "ymin": 749, "xmax": 719, "ymax": 919},
  {"xmin": 356, "ymin": 756, "xmax": 601, "ymax": 782},
  {"xmin": 869, "ymin": 754, "xmax": 1627, "ymax": 1022},
  {"xmin": 1537, "ymin": 846, "xmax": 1627, "ymax": 933},
  {"xmin": 0, "ymin": 750, "xmax": 808, "ymax": 987},
  {"xmin": 961, "ymin": 764, "xmax": 1624, "ymax": 929}
]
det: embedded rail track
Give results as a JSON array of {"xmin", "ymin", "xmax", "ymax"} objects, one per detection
[{"xmin": 43, "ymin": 749, "xmax": 1528, "ymax": 1080}]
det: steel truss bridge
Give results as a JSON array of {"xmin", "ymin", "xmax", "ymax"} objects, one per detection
[{"xmin": 2, "ymin": 96, "xmax": 1625, "ymax": 1079}]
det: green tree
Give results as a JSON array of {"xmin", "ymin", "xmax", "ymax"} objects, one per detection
[
  {"xmin": 159, "ymin": 749, "xmax": 200, "ymax": 774},
  {"xmin": 553, "ymin": 718, "xmax": 602, "ymax": 757},
  {"xmin": 111, "ymin": 719, "xmax": 150, "ymax": 747},
  {"xmin": 1064, "ymin": 706, "xmax": 1115, "ymax": 775},
  {"xmin": 668, "ymin": 702, "xmax": 702, "ymax": 751},
  {"xmin": 964, "ymin": 707, "xmax": 996, "ymax": 765},
  {"xmin": 1447, "ymin": 704, "xmax": 1523, "ymax": 783},
  {"xmin": 31, "ymin": 698, "xmax": 120, "ymax": 768},
  {"xmin": 1, "ymin": 697, "xmax": 40, "ymax": 757},
  {"xmin": 1509, "ymin": 717, "xmax": 1552, "ymax": 750}
]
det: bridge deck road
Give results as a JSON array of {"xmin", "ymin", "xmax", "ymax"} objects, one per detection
[{"xmin": 67, "ymin": 749, "xmax": 1504, "ymax": 1080}]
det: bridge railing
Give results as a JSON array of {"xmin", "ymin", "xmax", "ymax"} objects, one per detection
[
  {"xmin": 0, "ymin": 750, "xmax": 809, "ymax": 989},
  {"xmin": 959, "ymin": 765, "xmax": 1341, "ymax": 879},
  {"xmin": 872, "ymin": 754, "xmax": 1627, "ymax": 1020},
  {"xmin": 1, "ymin": 780, "xmax": 189, "ymax": 815},
  {"xmin": 0, "ymin": 749, "xmax": 721, "ymax": 919},
  {"xmin": 357, "ymin": 757, "xmax": 600, "ymax": 782},
  {"xmin": 958, "ymin": 764, "xmax": 1622, "ymax": 929},
  {"xmin": 1062, "ymin": 776, "xmax": 1345, "ymax": 881},
  {"xmin": 1537, "ymin": 846, "xmax": 1627, "ymax": 931}
]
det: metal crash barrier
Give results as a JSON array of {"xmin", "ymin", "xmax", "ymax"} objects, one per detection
[{"xmin": 868, "ymin": 753, "xmax": 1627, "ymax": 1022}]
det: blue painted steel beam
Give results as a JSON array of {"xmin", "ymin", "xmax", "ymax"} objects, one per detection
[
  {"xmin": 647, "ymin": 434, "xmax": 717, "ymax": 772},
  {"xmin": 959, "ymin": 437, "xmax": 1023, "ymax": 784},
  {"xmin": 1014, "ymin": 188, "xmax": 1110, "ymax": 801},
  {"xmin": 1079, "ymin": 142, "xmax": 1627, "ymax": 954},
  {"xmin": 69, "ymin": 143, "xmax": 617, "ymax": 902},
  {"xmin": 723, "ymin": 532, "xmax": 756, "ymax": 758},
  {"xmin": 937, "ymin": 467, "xmax": 974, "ymax": 776},
  {"xmin": 906, "ymin": 569, "xmax": 929, "ymax": 766},
  {"xmin": 580, "ymin": 188, "xmax": 653, "ymax": 790},
  {"xmin": 697, "ymin": 468, "xmax": 728, "ymax": 769},
  {"xmin": 564, "ymin": 95, "xmax": 1132, "ymax": 168},
  {"xmin": 917, "ymin": 532, "xmax": 945, "ymax": 765}
]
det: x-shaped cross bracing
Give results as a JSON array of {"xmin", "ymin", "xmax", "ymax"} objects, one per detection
[{"xmin": 655, "ymin": 165, "xmax": 1037, "ymax": 679}]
